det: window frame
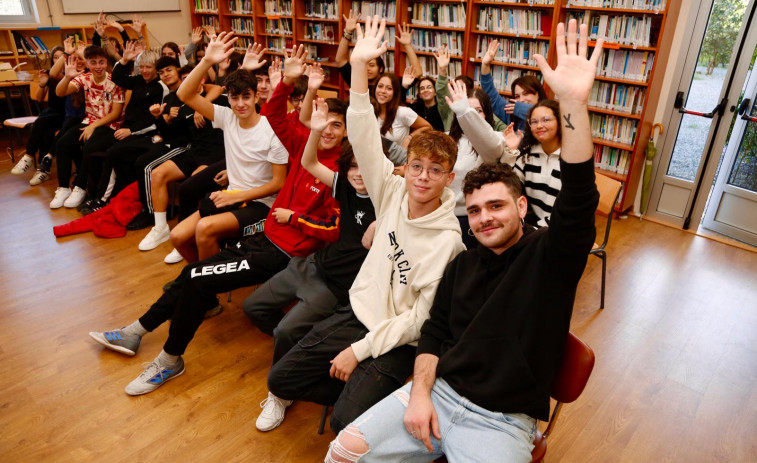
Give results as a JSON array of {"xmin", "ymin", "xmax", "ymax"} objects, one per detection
[{"xmin": 0, "ymin": 0, "xmax": 40, "ymax": 25}]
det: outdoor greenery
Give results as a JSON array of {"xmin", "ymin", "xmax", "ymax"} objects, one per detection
[{"xmin": 698, "ymin": 0, "xmax": 748, "ymax": 75}]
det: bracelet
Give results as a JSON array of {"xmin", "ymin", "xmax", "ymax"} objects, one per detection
[{"xmin": 342, "ymin": 31, "xmax": 353, "ymax": 41}]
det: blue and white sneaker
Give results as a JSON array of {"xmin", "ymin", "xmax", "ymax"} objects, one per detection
[
  {"xmin": 125, "ymin": 358, "xmax": 185, "ymax": 396},
  {"xmin": 89, "ymin": 329, "xmax": 141, "ymax": 356}
]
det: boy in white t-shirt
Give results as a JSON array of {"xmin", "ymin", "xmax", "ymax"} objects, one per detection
[{"xmin": 138, "ymin": 44, "xmax": 288, "ymax": 263}]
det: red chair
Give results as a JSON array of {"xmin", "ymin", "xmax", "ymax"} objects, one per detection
[{"xmin": 530, "ymin": 332, "xmax": 595, "ymax": 462}]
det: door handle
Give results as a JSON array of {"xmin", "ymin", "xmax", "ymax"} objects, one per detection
[
  {"xmin": 677, "ymin": 95, "xmax": 728, "ymax": 118},
  {"xmin": 739, "ymin": 98, "xmax": 756, "ymax": 122}
]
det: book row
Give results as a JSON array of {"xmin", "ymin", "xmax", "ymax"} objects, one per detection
[
  {"xmin": 567, "ymin": 0, "xmax": 666, "ymax": 11},
  {"xmin": 264, "ymin": 18, "xmax": 293, "ymax": 35},
  {"xmin": 594, "ymin": 145, "xmax": 632, "ymax": 176},
  {"xmin": 265, "ymin": 36, "xmax": 293, "ymax": 53},
  {"xmin": 201, "ymin": 16, "xmax": 220, "ymax": 31},
  {"xmin": 230, "ymin": 18, "xmax": 254, "ymax": 35},
  {"xmin": 411, "ymin": 30, "xmax": 464, "ymax": 56},
  {"xmin": 474, "ymin": 35, "xmax": 549, "ymax": 67},
  {"xmin": 194, "ymin": 0, "xmax": 219, "ymax": 13},
  {"xmin": 264, "ymin": 0, "xmax": 293, "ymax": 16},
  {"xmin": 567, "ymin": 11, "xmax": 655, "ymax": 47},
  {"xmin": 303, "ymin": 0, "xmax": 338, "ymax": 20},
  {"xmin": 595, "ymin": 49, "xmax": 655, "ymax": 82},
  {"xmin": 409, "ymin": 3, "xmax": 466, "ymax": 29},
  {"xmin": 473, "ymin": 65, "xmax": 539, "ymax": 93},
  {"xmin": 351, "ymin": 1, "xmax": 397, "ymax": 21},
  {"xmin": 482, "ymin": 0, "xmax": 555, "ymax": 4},
  {"xmin": 477, "ymin": 8, "xmax": 551, "ymax": 37},
  {"xmin": 589, "ymin": 81, "xmax": 646, "ymax": 116},
  {"xmin": 590, "ymin": 113, "xmax": 638, "ymax": 145},
  {"xmin": 303, "ymin": 22, "xmax": 338, "ymax": 42},
  {"xmin": 11, "ymin": 32, "xmax": 51, "ymax": 55},
  {"xmin": 228, "ymin": 0, "xmax": 253, "ymax": 15}
]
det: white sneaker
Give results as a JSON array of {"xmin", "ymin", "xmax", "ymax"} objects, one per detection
[
  {"xmin": 29, "ymin": 170, "xmax": 51, "ymax": 186},
  {"xmin": 11, "ymin": 154, "xmax": 33, "ymax": 175},
  {"xmin": 124, "ymin": 358, "xmax": 185, "ymax": 396},
  {"xmin": 50, "ymin": 187, "xmax": 71, "ymax": 209},
  {"xmin": 164, "ymin": 248, "xmax": 184, "ymax": 264},
  {"xmin": 63, "ymin": 186, "xmax": 87, "ymax": 208},
  {"xmin": 256, "ymin": 392, "xmax": 293, "ymax": 431},
  {"xmin": 139, "ymin": 225, "xmax": 170, "ymax": 251}
]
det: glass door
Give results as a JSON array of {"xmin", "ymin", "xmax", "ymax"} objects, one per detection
[
  {"xmin": 701, "ymin": 46, "xmax": 757, "ymax": 245},
  {"xmin": 645, "ymin": 0, "xmax": 757, "ymax": 229}
]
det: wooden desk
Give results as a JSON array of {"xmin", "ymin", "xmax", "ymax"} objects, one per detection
[{"xmin": 0, "ymin": 80, "xmax": 33, "ymax": 118}]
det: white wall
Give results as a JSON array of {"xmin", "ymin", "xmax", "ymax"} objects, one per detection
[{"xmin": 33, "ymin": 0, "xmax": 192, "ymax": 47}]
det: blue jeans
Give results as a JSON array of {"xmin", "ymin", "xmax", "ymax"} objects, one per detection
[{"xmin": 345, "ymin": 379, "xmax": 537, "ymax": 462}]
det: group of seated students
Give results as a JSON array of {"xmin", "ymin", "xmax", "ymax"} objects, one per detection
[{"xmin": 14, "ymin": 10, "xmax": 602, "ymax": 461}]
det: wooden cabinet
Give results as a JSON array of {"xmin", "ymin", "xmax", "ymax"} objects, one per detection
[{"xmin": 188, "ymin": 0, "xmax": 675, "ymax": 212}]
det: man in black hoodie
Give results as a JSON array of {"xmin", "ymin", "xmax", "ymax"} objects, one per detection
[{"xmin": 324, "ymin": 19, "xmax": 601, "ymax": 463}]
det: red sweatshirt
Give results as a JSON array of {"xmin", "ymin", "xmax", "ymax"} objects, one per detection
[{"xmin": 261, "ymin": 81, "xmax": 341, "ymax": 257}]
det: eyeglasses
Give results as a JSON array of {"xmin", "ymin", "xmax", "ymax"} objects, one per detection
[
  {"xmin": 406, "ymin": 161, "xmax": 450, "ymax": 180},
  {"xmin": 290, "ymin": 97, "xmax": 305, "ymax": 104},
  {"xmin": 528, "ymin": 116, "xmax": 556, "ymax": 127}
]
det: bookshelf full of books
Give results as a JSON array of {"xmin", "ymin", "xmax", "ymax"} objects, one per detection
[{"xmin": 186, "ymin": 0, "xmax": 676, "ymax": 211}]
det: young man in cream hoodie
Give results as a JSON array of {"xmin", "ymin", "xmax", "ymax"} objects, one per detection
[{"xmin": 264, "ymin": 19, "xmax": 465, "ymax": 434}]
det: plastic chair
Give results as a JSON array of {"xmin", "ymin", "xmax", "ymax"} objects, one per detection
[
  {"xmin": 590, "ymin": 173, "xmax": 623, "ymax": 309},
  {"xmin": 3, "ymin": 115, "xmax": 37, "ymax": 162},
  {"xmin": 530, "ymin": 332, "xmax": 595, "ymax": 462}
]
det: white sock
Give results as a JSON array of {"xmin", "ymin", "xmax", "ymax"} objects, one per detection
[
  {"xmin": 156, "ymin": 350, "xmax": 180, "ymax": 367},
  {"xmin": 154, "ymin": 212, "xmax": 168, "ymax": 229},
  {"xmin": 122, "ymin": 320, "xmax": 148, "ymax": 337}
]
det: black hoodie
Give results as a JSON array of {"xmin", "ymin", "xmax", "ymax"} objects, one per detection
[{"xmin": 417, "ymin": 158, "xmax": 599, "ymax": 421}]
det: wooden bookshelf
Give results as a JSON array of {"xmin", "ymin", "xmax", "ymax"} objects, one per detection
[{"xmin": 188, "ymin": 0, "xmax": 678, "ymax": 213}]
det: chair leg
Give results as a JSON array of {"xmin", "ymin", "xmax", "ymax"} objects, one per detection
[
  {"xmin": 599, "ymin": 252, "xmax": 607, "ymax": 309},
  {"xmin": 227, "ymin": 290, "xmax": 232, "ymax": 303},
  {"xmin": 318, "ymin": 405, "xmax": 330, "ymax": 435}
]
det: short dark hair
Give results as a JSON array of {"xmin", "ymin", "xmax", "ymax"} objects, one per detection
[
  {"xmin": 455, "ymin": 74, "xmax": 474, "ymax": 89},
  {"xmin": 83, "ymin": 45, "xmax": 108, "ymax": 60},
  {"xmin": 162, "ymin": 42, "xmax": 181, "ymax": 56},
  {"xmin": 253, "ymin": 62, "xmax": 270, "ymax": 77},
  {"xmin": 179, "ymin": 64, "xmax": 195, "ymax": 78},
  {"xmin": 291, "ymin": 75, "xmax": 308, "ymax": 99},
  {"xmin": 462, "ymin": 163, "xmax": 523, "ymax": 200},
  {"xmin": 224, "ymin": 69, "xmax": 257, "ymax": 97},
  {"xmin": 325, "ymin": 97, "xmax": 347, "ymax": 119},
  {"xmin": 156, "ymin": 56, "xmax": 180, "ymax": 72},
  {"xmin": 337, "ymin": 142, "xmax": 356, "ymax": 182}
]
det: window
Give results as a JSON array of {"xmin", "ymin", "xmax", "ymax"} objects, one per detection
[{"xmin": 0, "ymin": 0, "xmax": 40, "ymax": 25}]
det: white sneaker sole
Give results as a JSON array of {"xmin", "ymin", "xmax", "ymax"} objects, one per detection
[{"xmin": 88, "ymin": 331, "xmax": 137, "ymax": 356}]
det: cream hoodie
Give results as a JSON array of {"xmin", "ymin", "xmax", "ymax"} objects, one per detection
[{"xmin": 347, "ymin": 91, "xmax": 466, "ymax": 363}]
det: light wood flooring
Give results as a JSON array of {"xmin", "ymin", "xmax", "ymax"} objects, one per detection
[{"xmin": 0, "ymin": 152, "xmax": 756, "ymax": 463}]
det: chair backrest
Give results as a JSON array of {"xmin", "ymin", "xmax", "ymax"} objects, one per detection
[
  {"xmin": 594, "ymin": 173, "xmax": 623, "ymax": 248},
  {"xmin": 551, "ymin": 332, "xmax": 595, "ymax": 404}
]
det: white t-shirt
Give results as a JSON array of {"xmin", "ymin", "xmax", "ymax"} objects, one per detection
[
  {"xmin": 378, "ymin": 106, "xmax": 419, "ymax": 145},
  {"xmin": 213, "ymin": 105, "xmax": 289, "ymax": 207}
]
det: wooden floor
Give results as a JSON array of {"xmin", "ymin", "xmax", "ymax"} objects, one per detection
[{"xmin": 1, "ymin": 151, "xmax": 756, "ymax": 463}]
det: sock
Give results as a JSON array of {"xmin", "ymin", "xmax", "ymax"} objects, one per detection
[
  {"xmin": 156, "ymin": 349, "xmax": 180, "ymax": 367},
  {"xmin": 154, "ymin": 212, "xmax": 168, "ymax": 230},
  {"xmin": 121, "ymin": 320, "xmax": 148, "ymax": 337}
]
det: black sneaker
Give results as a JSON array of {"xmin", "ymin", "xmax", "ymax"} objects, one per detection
[
  {"xmin": 80, "ymin": 199, "xmax": 107, "ymax": 216},
  {"xmin": 39, "ymin": 155, "xmax": 53, "ymax": 173},
  {"xmin": 126, "ymin": 210, "xmax": 155, "ymax": 231},
  {"xmin": 77, "ymin": 196, "xmax": 95, "ymax": 213}
]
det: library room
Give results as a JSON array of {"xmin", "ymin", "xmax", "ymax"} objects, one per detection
[{"xmin": 1, "ymin": 0, "xmax": 755, "ymax": 462}]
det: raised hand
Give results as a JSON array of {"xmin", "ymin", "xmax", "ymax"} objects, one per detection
[
  {"xmin": 444, "ymin": 79, "xmax": 468, "ymax": 106},
  {"xmin": 64, "ymin": 55, "xmax": 83, "ymax": 79},
  {"xmin": 75, "ymin": 41, "xmax": 87, "ymax": 59},
  {"xmin": 482, "ymin": 39, "xmax": 499, "ymax": 66},
  {"xmin": 283, "ymin": 44, "xmax": 308, "ymax": 82},
  {"xmin": 203, "ymin": 25, "xmax": 217, "ymax": 40},
  {"xmin": 503, "ymin": 122, "xmax": 522, "ymax": 150},
  {"xmin": 396, "ymin": 22, "xmax": 413, "ymax": 47},
  {"xmin": 433, "ymin": 44, "xmax": 450, "ymax": 71},
  {"xmin": 38, "ymin": 69, "xmax": 49, "ymax": 87},
  {"xmin": 534, "ymin": 20, "xmax": 602, "ymax": 104},
  {"xmin": 309, "ymin": 97, "xmax": 330, "ymax": 132},
  {"xmin": 242, "ymin": 42, "xmax": 267, "ymax": 71},
  {"xmin": 268, "ymin": 57, "xmax": 283, "ymax": 89},
  {"xmin": 342, "ymin": 10, "xmax": 361, "ymax": 34},
  {"xmin": 128, "ymin": 14, "xmax": 145, "ymax": 35},
  {"xmin": 202, "ymin": 31, "xmax": 237, "ymax": 66},
  {"xmin": 106, "ymin": 19, "xmax": 124, "ymax": 32},
  {"xmin": 308, "ymin": 62, "xmax": 324, "ymax": 90},
  {"xmin": 122, "ymin": 40, "xmax": 140, "ymax": 62},
  {"xmin": 351, "ymin": 15, "xmax": 388, "ymax": 65},
  {"xmin": 191, "ymin": 26, "xmax": 203, "ymax": 45},
  {"xmin": 94, "ymin": 12, "xmax": 106, "ymax": 36},
  {"xmin": 402, "ymin": 64, "xmax": 416, "ymax": 89},
  {"xmin": 63, "ymin": 37, "xmax": 75, "ymax": 55}
]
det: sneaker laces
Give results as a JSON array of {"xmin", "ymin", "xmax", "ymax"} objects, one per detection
[
  {"xmin": 259, "ymin": 394, "xmax": 288, "ymax": 419},
  {"xmin": 146, "ymin": 226, "xmax": 166, "ymax": 239},
  {"xmin": 137, "ymin": 362, "xmax": 163, "ymax": 381}
]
